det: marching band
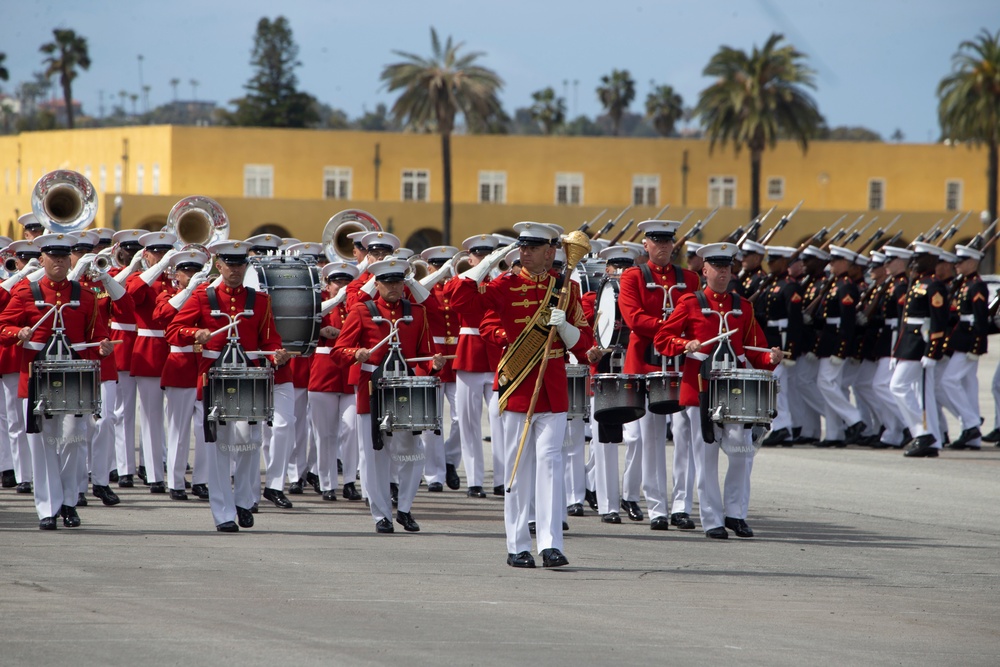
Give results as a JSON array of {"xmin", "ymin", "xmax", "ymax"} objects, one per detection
[{"xmin": 2, "ymin": 169, "xmax": 998, "ymax": 568}]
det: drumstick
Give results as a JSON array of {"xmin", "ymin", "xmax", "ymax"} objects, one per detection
[
  {"xmin": 367, "ymin": 326, "xmax": 398, "ymax": 356},
  {"xmin": 405, "ymin": 354, "xmax": 457, "ymax": 363},
  {"xmin": 209, "ymin": 320, "xmax": 241, "ymax": 338},
  {"xmin": 243, "ymin": 350, "xmax": 302, "ymax": 356},
  {"xmin": 745, "ymin": 345, "xmax": 791, "ymax": 356},
  {"xmin": 694, "ymin": 328, "xmax": 738, "ymax": 349},
  {"xmin": 71, "ymin": 340, "xmax": 125, "ymax": 350}
]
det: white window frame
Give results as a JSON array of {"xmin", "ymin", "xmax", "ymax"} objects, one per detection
[
  {"xmin": 152, "ymin": 164, "xmax": 160, "ymax": 195},
  {"xmin": 136, "ymin": 164, "xmax": 144, "ymax": 195},
  {"xmin": 323, "ymin": 166, "xmax": 352, "ymax": 200},
  {"xmin": 555, "ymin": 172, "xmax": 584, "ymax": 205},
  {"xmin": 945, "ymin": 179, "xmax": 962, "ymax": 211},
  {"xmin": 99, "ymin": 165, "xmax": 107, "ymax": 192},
  {"xmin": 868, "ymin": 178, "xmax": 885, "ymax": 211},
  {"xmin": 708, "ymin": 175, "xmax": 737, "ymax": 208},
  {"xmin": 632, "ymin": 174, "xmax": 659, "ymax": 206},
  {"xmin": 244, "ymin": 164, "xmax": 274, "ymax": 198},
  {"xmin": 401, "ymin": 169, "xmax": 430, "ymax": 202},
  {"xmin": 478, "ymin": 170, "xmax": 507, "ymax": 203},
  {"xmin": 114, "ymin": 165, "xmax": 122, "ymax": 193},
  {"xmin": 767, "ymin": 176, "xmax": 785, "ymax": 201}
]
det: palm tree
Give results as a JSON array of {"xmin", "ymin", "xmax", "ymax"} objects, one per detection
[
  {"xmin": 40, "ymin": 29, "xmax": 91, "ymax": 129},
  {"xmin": 0, "ymin": 52, "xmax": 9, "ymax": 83},
  {"xmin": 645, "ymin": 84, "xmax": 684, "ymax": 137},
  {"xmin": 938, "ymin": 28, "xmax": 1000, "ymax": 245},
  {"xmin": 696, "ymin": 33, "xmax": 824, "ymax": 219},
  {"xmin": 170, "ymin": 77, "xmax": 180, "ymax": 102},
  {"xmin": 381, "ymin": 27, "xmax": 504, "ymax": 245},
  {"xmin": 596, "ymin": 69, "xmax": 635, "ymax": 136},
  {"xmin": 529, "ymin": 87, "xmax": 566, "ymax": 135}
]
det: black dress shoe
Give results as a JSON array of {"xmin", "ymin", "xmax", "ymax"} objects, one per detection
[
  {"xmin": 445, "ymin": 463, "xmax": 461, "ymax": 490},
  {"xmin": 236, "ymin": 506, "xmax": 254, "ymax": 528},
  {"xmin": 16, "ymin": 481, "xmax": 32, "ymax": 494},
  {"xmin": 263, "ymin": 487, "xmax": 293, "ymax": 508},
  {"xmin": 76, "ymin": 492, "xmax": 89, "ymax": 506},
  {"xmin": 844, "ymin": 421, "xmax": 867, "ymax": 445},
  {"xmin": 337, "ymin": 459, "xmax": 343, "ymax": 474},
  {"xmin": 705, "ymin": 526, "xmax": 729, "ymax": 539},
  {"xmin": 467, "ymin": 485, "xmax": 487, "ymax": 498},
  {"xmin": 507, "ymin": 551, "xmax": 535, "ymax": 568},
  {"xmin": 601, "ymin": 512, "xmax": 622, "ymax": 524},
  {"xmin": 584, "ymin": 489, "xmax": 599, "ymax": 511},
  {"xmin": 216, "ymin": 521, "xmax": 239, "ymax": 533},
  {"xmin": 528, "ymin": 521, "xmax": 536, "ymax": 535},
  {"xmin": 93, "ymin": 485, "xmax": 121, "ymax": 506},
  {"xmin": 981, "ymin": 427, "xmax": 1000, "ymax": 442},
  {"xmin": 250, "ymin": 502, "xmax": 258, "ymax": 514},
  {"xmin": 650, "ymin": 516, "xmax": 670, "ymax": 531},
  {"xmin": 793, "ymin": 435, "xmax": 819, "ymax": 445},
  {"xmin": 60, "ymin": 505, "xmax": 81, "ymax": 528},
  {"xmin": 396, "ymin": 511, "xmax": 420, "ymax": 532},
  {"xmin": 904, "ymin": 434, "xmax": 939, "ymax": 458},
  {"xmin": 375, "ymin": 517, "xmax": 394, "ymax": 533},
  {"xmin": 566, "ymin": 503, "xmax": 585, "ymax": 517},
  {"xmin": 761, "ymin": 427, "xmax": 791, "ymax": 447},
  {"xmin": 541, "ymin": 548, "xmax": 569, "ymax": 568},
  {"xmin": 108, "ymin": 469, "xmax": 119, "ymax": 483},
  {"xmin": 288, "ymin": 479, "xmax": 304, "ymax": 494},
  {"xmin": 305, "ymin": 472, "xmax": 321, "ymax": 494},
  {"xmin": 947, "ymin": 426, "xmax": 982, "ymax": 450},
  {"xmin": 149, "ymin": 481, "xmax": 166, "ymax": 494},
  {"xmin": 117, "ymin": 474, "xmax": 134, "ymax": 488},
  {"xmin": 621, "ymin": 499, "xmax": 644, "ymax": 521},
  {"xmin": 493, "ymin": 485, "xmax": 505, "ymax": 496},
  {"xmin": 169, "ymin": 489, "xmax": 188, "ymax": 501},
  {"xmin": 191, "ymin": 483, "xmax": 209, "ymax": 499},
  {"xmin": 670, "ymin": 512, "xmax": 696, "ymax": 530},
  {"xmin": 39, "ymin": 516, "xmax": 57, "ymax": 530},
  {"xmin": 1, "ymin": 469, "xmax": 16, "ymax": 488},
  {"xmin": 137, "ymin": 465, "xmax": 148, "ymax": 484},
  {"xmin": 342, "ymin": 482, "xmax": 362, "ymax": 501},
  {"xmin": 562, "ymin": 521, "xmax": 569, "ymax": 531},
  {"xmin": 389, "ymin": 482, "xmax": 398, "ymax": 506},
  {"xmin": 725, "ymin": 516, "xmax": 754, "ymax": 538},
  {"xmin": 322, "ymin": 490, "xmax": 337, "ymax": 501},
  {"xmin": 814, "ymin": 439, "xmax": 844, "ymax": 448},
  {"xmin": 427, "ymin": 482, "xmax": 444, "ymax": 492}
]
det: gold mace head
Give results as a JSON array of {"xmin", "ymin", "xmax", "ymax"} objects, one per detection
[{"xmin": 561, "ymin": 230, "xmax": 592, "ymax": 268}]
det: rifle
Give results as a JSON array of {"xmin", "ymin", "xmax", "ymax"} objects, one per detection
[
  {"xmin": 854, "ymin": 215, "xmax": 899, "ymax": 256},
  {"xmin": 966, "ymin": 218, "xmax": 998, "ymax": 250},
  {"xmin": 606, "ymin": 219, "xmax": 634, "ymax": 246},
  {"xmin": 844, "ymin": 217, "xmax": 876, "ymax": 247},
  {"xmin": 936, "ymin": 210, "xmax": 971, "ymax": 247},
  {"xmin": 670, "ymin": 208, "xmax": 718, "ymax": 261},
  {"xmin": 821, "ymin": 214, "xmax": 864, "ymax": 251},
  {"xmin": 748, "ymin": 225, "xmax": 827, "ymax": 304},
  {"xmin": 590, "ymin": 219, "xmax": 617, "ymax": 241},
  {"xmin": 876, "ymin": 229, "xmax": 904, "ymax": 251},
  {"xmin": 735, "ymin": 206, "xmax": 776, "ymax": 247},
  {"xmin": 652, "ymin": 203, "xmax": 671, "ymax": 219},
  {"xmin": 913, "ymin": 220, "xmax": 942, "ymax": 244},
  {"xmin": 577, "ymin": 208, "xmax": 608, "ymax": 235},
  {"xmin": 759, "ymin": 200, "xmax": 803, "ymax": 246}
]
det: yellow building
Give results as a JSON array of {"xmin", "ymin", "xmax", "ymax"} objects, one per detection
[{"xmin": 0, "ymin": 125, "xmax": 991, "ymax": 253}]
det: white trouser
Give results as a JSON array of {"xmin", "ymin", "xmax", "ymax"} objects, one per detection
[
  {"xmin": 991, "ymin": 358, "xmax": 1000, "ymax": 429},
  {"xmin": 670, "ymin": 407, "xmax": 697, "ymax": 516},
  {"xmin": 792, "ymin": 355, "xmax": 825, "ymax": 438},
  {"xmin": 309, "ymin": 391, "xmax": 357, "ymax": 492},
  {"xmin": 359, "ymin": 413, "xmax": 423, "ymax": 523},
  {"xmin": 873, "ymin": 357, "xmax": 907, "ymax": 444},
  {"xmin": 817, "ymin": 357, "xmax": 862, "ymax": 437},
  {"xmin": 114, "ymin": 370, "xmax": 138, "ymax": 475},
  {"xmin": 563, "ymin": 417, "xmax": 586, "ymax": 506},
  {"xmin": 502, "ymin": 410, "xmax": 566, "ymax": 556},
  {"xmin": 263, "ymin": 382, "xmax": 294, "ymax": 491},
  {"xmin": 3, "ymin": 373, "xmax": 31, "ymax": 483},
  {"xmin": 164, "ymin": 386, "xmax": 206, "ymax": 490},
  {"xmin": 422, "ymin": 381, "xmax": 459, "ymax": 484},
  {"xmin": 768, "ymin": 363, "xmax": 793, "ymax": 432},
  {"xmin": 683, "ymin": 406, "xmax": 753, "ymax": 531},
  {"xmin": 90, "ymin": 380, "xmax": 118, "ymax": 487},
  {"xmin": 585, "ymin": 441, "xmax": 596, "ymax": 493},
  {"xmin": 205, "ymin": 422, "xmax": 261, "ymax": 527},
  {"xmin": 27, "ymin": 411, "xmax": 87, "ymax": 519},
  {"xmin": 847, "ymin": 359, "xmax": 881, "ymax": 432},
  {"xmin": 590, "ymin": 396, "xmax": 621, "ymax": 515},
  {"xmin": 622, "ymin": 410, "xmax": 669, "ymax": 519},
  {"xmin": 940, "ymin": 353, "xmax": 981, "ymax": 435},
  {"xmin": 135, "ymin": 376, "xmax": 166, "ymax": 483},
  {"xmin": 890, "ymin": 359, "xmax": 939, "ymax": 443},
  {"xmin": 456, "ymin": 370, "xmax": 493, "ymax": 488},
  {"xmin": 488, "ymin": 392, "xmax": 505, "ymax": 488},
  {"xmin": 0, "ymin": 374, "xmax": 10, "ymax": 473}
]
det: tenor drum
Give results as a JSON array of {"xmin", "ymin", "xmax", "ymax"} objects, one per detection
[
  {"xmin": 253, "ymin": 257, "xmax": 323, "ymax": 355},
  {"xmin": 592, "ymin": 373, "xmax": 645, "ymax": 425},
  {"xmin": 707, "ymin": 368, "xmax": 778, "ymax": 424},
  {"xmin": 646, "ymin": 371, "xmax": 683, "ymax": 415},
  {"xmin": 566, "ymin": 364, "xmax": 591, "ymax": 421},
  {"xmin": 377, "ymin": 375, "xmax": 442, "ymax": 433},
  {"xmin": 595, "ymin": 277, "xmax": 630, "ymax": 349},
  {"xmin": 205, "ymin": 366, "xmax": 275, "ymax": 423},
  {"xmin": 31, "ymin": 359, "xmax": 101, "ymax": 417},
  {"xmin": 572, "ymin": 257, "xmax": 607, "ymax": 294}
]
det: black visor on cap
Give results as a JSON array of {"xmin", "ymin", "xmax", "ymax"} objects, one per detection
[
  {"xmin": 72, "ymin": 243, "xmax": 95, "ymax": 252},
  {"xmin": 704, "ymin": 255, "xmax": 733, "ymax": 267},
  {"xmin": 16, "ymin": 251, "xmax": 41, "ymax": 259},
  {"xmin": 607, "ymin": 258, "xmax": 634, "ymax": 268},
  {"xmin": 327, "ymin": 273, "xmax": 353, "ymax": 282},
  {"xmin": 145, "ymin": 244, "xmax": 174, "ymax": 252},
  {"xmin": 219, "ymin": 254, "xmax": 248, "ymax": 265},
  {"xmin": 517, "ymin": 236, "xmax": 548, "ymax": 247},
  {"xmin": 24, "ymin": 223, "xmax": 44, "ymax": 231},
  {"xmin": 645, "ymin": 232, "xmax": 675, "ymax": 242},
  {"xmin": 375, "ymin": 272, "xmax": 405, "ymax": 283},
  {"xmin": 175, "ymin": 262, "xmax": 204, "ymax": 272},
  {"xmin": 120, "ymin": 241, "xmax": 142, "ymax": 250},
  {"xmin": 428, "ymin": 258, "xmax": 448, "ymax": 267},
  {"xmin": 469, "ymin": 246, "xmax": 494, "ymax": 254},
  {"xmin": 41, "ymin": 247, "xmax": 72, "ymax": 257},
  {"xmin": 366, "ymin": 243, "xmax": 394, "ymax": 252}
]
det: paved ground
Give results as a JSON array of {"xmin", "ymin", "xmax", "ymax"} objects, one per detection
[{"xmin": 3, "ymin": 352, "xmax": 1000, "ymax": 666}]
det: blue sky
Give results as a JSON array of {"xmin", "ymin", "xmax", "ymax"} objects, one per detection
[{"xmin": 1, "ymin": 0, "xmax": 997, "ymax": 142}]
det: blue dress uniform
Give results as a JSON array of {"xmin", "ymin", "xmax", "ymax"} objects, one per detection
[
  {"xmin": 757, "ymin": 246, "xmax": 803, "ymax": 445},
  {"xmin": 869, "ymin": 250, "xmax": 912, "ymax": 447}
]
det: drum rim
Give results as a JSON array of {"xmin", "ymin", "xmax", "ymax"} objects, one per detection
[
  {"xmin": 709, "ymin": 368, "xmax": 775, "ymax": 379},
  {"xmin": 378, "ymin": 375, "xmax": 441, "ymax": 387}
]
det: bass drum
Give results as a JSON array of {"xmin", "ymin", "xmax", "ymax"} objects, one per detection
[
  {"xmin": 595, "ymin": 277, "xmax": 630, "ymax": 349},
  {"xmin": 253, "ymin": 257, "xmax": 323, "ymax": 356}
]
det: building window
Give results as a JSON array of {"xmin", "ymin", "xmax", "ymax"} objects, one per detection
[
  {"xmin": 708, "ymin": 175, "xmax": 736, "ymax": 208},
  {"xmin": 945, "ymin": 180, "xmax": 962, "ymax": 211},
  {"xmin": 152, "ymin": 164, "xmax": 160, "ymax": 195},
  {"xmin": 868, "ymin": 178, "xmax": 885, "ymax": 211},
  {"xmin": 324, "ymin": 167, "xmax": 352, "ymax": 200},
  {"xmin": 767, "ymin": 177, "xmax": 784, "ymax": 200},
  {"xmin": 99, "ymin": 165, "xmax": 107, "ymax": 192},
  {"xmin": 114, "ymin": 165, "xmax": 122, "ymax": 193},
  {"xmin": 244, "ymin": 164, "xmax": 274, "ymax": 198},
  {"xmin": 84, "ymin": 165, "xmax": 92, "ymax": 182},
  {"xmin": 479, "ymin": 170, "xmax": 506, "ymax": 203},
  {"xmin": 632, "ymin": 174, "xmax": 659, "ymax": 206},
  {"xmin": 555, "ymin": 172, "xmax": 583, "ymax": 205},
  {"xmin": 136, "ymin": 164, "xmax": 144, "ymax": 195},
  {"xmin": 401, "ymin": 169, "xmax": 429, "ymax": 202}
]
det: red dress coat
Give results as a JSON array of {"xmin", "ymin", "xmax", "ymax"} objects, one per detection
[
  {"xmin": 308, "ymin": 305, "xmax": 352, "ymax": 394},
  {"xmin": 126, "ymin": 273, "xmax": 174, "ymax": 377},
  {"xmin": 107, "ymin": 266, "xmax": 138, "ymax": 373},
  {"xmin": 153, "ymin": 291, "xmax": 201, "ymax": 389},
  {"xmin": 446, "ymin": 277, "xmax": 502, "ymax": 373}
]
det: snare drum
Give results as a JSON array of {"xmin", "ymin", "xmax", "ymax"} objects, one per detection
[
  {"xmin": 592, "ymin": 373, "xmax": 645, "ymax": 424},
  {"xmin": 646, "ymin": 371, "xmax": 683, "ymax": 415},
  {"xmin": 566, "ymin": 364, "xmax": 591, "ymax": 421},
  {"xmin": 253, "ymin": 257, "xmax": 323, "ymax": 355},
  {"xmin": 377, "ymin": 375, "xmax": 442, "ymax": 433},
  {"xmin": 707, "ymin": 368, "xmax": 778, "ymax": 424},
  {"xmin": 31, "ymin": 359, "xmax": 101, "ymax": 417},
  {"xmin": 205, "ymin": 366, "xmax": 275, "ymax": 423}
]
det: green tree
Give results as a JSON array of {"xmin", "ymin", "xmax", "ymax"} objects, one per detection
[
  {"xmin": 529, "ymin": 87, "xmax": 566, "ymax": 135},
  {"xmin": 40, "ymin": 29, "xmax": 91, "ymax": 129},
  {"xmin": 381, "ymin": 27, "xmax": 504, "ymax": 245},
  {"xmin": 596, "ymin": 69, "xmax": 635, "ymax": 136},
  {"xmin": 645, "ymin": 84, "xmax": 684, "ymax": 137},
  {"xmin": 0, "ymin": 52, "xmax": 9, "ymax": 83},
  {"xmin": 938, "ymin": 28, "xmax": 1000, "ymax": 239},
  {"xmin": 225, "ymin": 16, "xmax": 318, "ymax": 128},
  {"xmin": 696, "ymin": 33, "xmax": 824, "ymax": 219}
]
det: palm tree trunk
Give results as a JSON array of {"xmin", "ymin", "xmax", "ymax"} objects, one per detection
[
  {"xmin": 62, "ymin": 70, "xmax": 74, "ymax": 130},
  {"xmin": 749, "ymin": 148, "xmax": 762, "ymax": 227},
  {"xmin": 986, "ymin": 139, "xmax": 998, "ymax": 272},
  {"xmin": 441, "ymin": 131, "xmax": 452, "ymax": 246}
]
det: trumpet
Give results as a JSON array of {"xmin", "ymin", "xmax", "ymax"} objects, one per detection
[
  {"xmin": 31, "ymin": 169, "xmax": 98, "ymax": 234},
  {"xmin": 408, "ymin": 257, "xmax": 431, "ymax": 281},
  {"xmin": 322, "ymin": 209, "xmax": 382, "ymax": 262},
  {"xmin": 454, "ymin": 251, "xmax": 473, "ymax": 276},
  {"xmin": 2, "ymin": 250, "xmax": 17, "ymax": 273}
]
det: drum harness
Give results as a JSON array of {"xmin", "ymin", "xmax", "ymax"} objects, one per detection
[
  {"xmin": 692, "ymin": 290, "xmax": 747, "ymax": 442},
  {"xmin": 640, "ymin": 263, "xmax": 686, "ymax": 373},
  {"xmin": 364, "ymin": 299, "xmax": 415, "ymax": 450}
]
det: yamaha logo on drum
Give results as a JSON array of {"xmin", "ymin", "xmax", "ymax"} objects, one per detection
[{"xmin": 227, "ymin": 387, "xmax": 237, "ymax": 394}]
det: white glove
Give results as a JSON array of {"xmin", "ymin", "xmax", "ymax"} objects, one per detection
[
  {"xmin": 805, "ymin": 351, "xmax": 817, "ymax": 361},
  {"xmin": 1, "ymin": 258, "xmax": 39, "ymax": 291},
  {"xmin": 419, "ymin": 257, "xmax": 457, "ymax": 289},
  {"xmin": 28, "ymin": 267, "xmax": 47, "ymax": 283},
  {"xmin": 404, "ymin": 273, "xmax": 430, "ymax": 303},
  {"xmin": 114, "ymin": 250, "xmax": 145, "ymax": 285},
  {"xmin": 360, "ymin": 275, "xmax": 377, "ymax": 297},
  {"xmin": 319, "ymin": 290, "xmax": 347, "ymax": 316},
  {"xmin": 856, "ymin": 312, "xmax": 868, "ymax": 326},
  {"xmin": 548, "ymin": 308, "xmax": 580, "ymax": 348},
  {"xmin": 802, "ymin": 312, "xmax": 814, "ymax": 326},
  {"xmin": 99, "ymin": 272, "xmax": 126, "ymax": 301},
  {"xmin": 781, "ymin": 358, "xmax": 797, "ymax": 367},
  {"xmin": 548, "ymin": 308, "xmax": 567, "ymax": 328},
  {"xmin": 459, "ymin": 242, "xmax": 516, "ymax": 284},
  {"xmin": 139, "ymin": 249, "xmax": 179, "ymax": 286},
  {"xmin": 920, "ymin": 356, "xmax": 936, "ymax": 368},
  {"xmin": 829, "ymin": 355, "xmax": 844, "ymax": 366},
  {"xmin": 67, "ymin": 253, "xmax": 97, "ymax": 281},
  {"xmin": 356, "ymin": 256, "xmax": 370, "ymax": 275},
  {"xmin": 188, "ymin": 269, "xmax": 210, "ymax": 290},
  {"xmin": 889, "ymin": 358, "xmax": 898, "ymax": 371},
  {"xmin": 168, "ymin": 286, "xmax": 194, "ymax": 310},
  {"xmin": 967, "ymin": 352, "xmax": 981, "ymax": 361}
]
